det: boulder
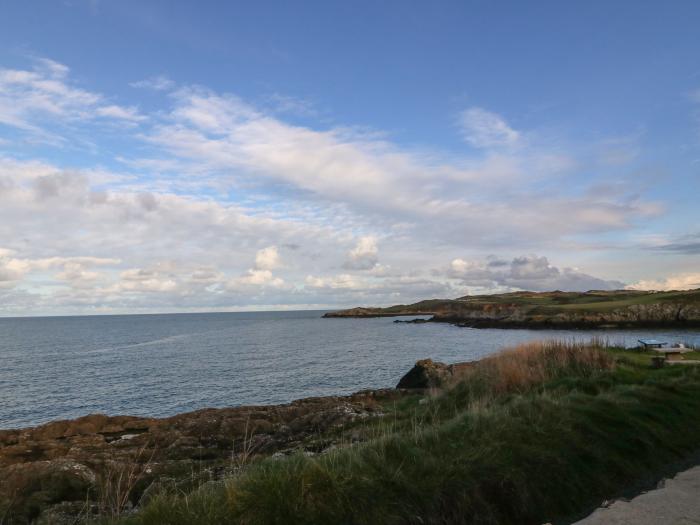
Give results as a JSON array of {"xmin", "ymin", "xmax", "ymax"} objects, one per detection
[
  {"xmin": 396, "ymin": 359, "xmax": 452, "ymax": 389},
  {"xmin": 396, "ymin": 359, "xmax": 476, "ymax": 389}
]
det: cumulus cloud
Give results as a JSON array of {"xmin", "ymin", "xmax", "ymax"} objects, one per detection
[
  {"xmin": 228, "ymin": 247, "xmax": 285, "ymax": 289},
  {"xmin": 255, "ymin": 246, "xmax": 281, "ymax": 271},
  {"xmin": 305, "ymin": 273, "xmax": 363, "ymax": 290},
  {"xmin": 0, "ymin": 249, "xmax": 29, "ymax": 284},
  {"xmin": 0, "ymin": 248, "xmax": 118, "ymax": 288},
  {"xmin": 627, "ymin": 273, "xmax": 700, "ymax": 291},
  {"xmin": 343, "ymin": 236, "xmax": 379, "ymax": 270},
  {"xmin": 446, "ymin": 255, "xmax": 624, "ymax": 292},
  {"xmin": 0, "ymin": 57, "xmax": 690, "ymax": 314},
  {"xmin": 0, "ymin": 157, "xmax": 350, "ymax": 312},
  {"xmin": 237, "ymin": 269, "xmax": 283, "ymax": 286},
  {"xmin": 458, "ymin": 107, "xmax": 520, "ymax": 149},
  {"xmin": 108, "ymin": 262, "xmax": 228, "ymax": 296}
]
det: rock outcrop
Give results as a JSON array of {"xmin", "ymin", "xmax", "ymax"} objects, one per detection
[{"xmin": 396, "ymin": 359, "xmax": 474, "ymax": 389}]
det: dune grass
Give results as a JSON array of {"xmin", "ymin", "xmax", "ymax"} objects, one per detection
[{"xmin": 105, "ymin": 340, "xmax": 700, "ymax": 525}]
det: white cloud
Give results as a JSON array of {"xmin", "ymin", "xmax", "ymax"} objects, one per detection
[
  {"xmin": 0, "ymin": 57, "xmax": 689, "ymax": 314},
  {"xmin": 0, "ymin": 58, "xmax": 144, "ymax": 141},
  {"xmin": 458, "ymin": 107, "xmax": 520, "ymax": 149},
  {"xmin": 143, "ymin": 89, "xmax": 657, "ymax": 246},
  {"xmin": 0, "ymin": 248, "xmax": 118, "ymax": 288},
  {"xmin": 237, "ymin": 269, "xmax": 284, "ymax": 287},
  {"xmin": 130, "ymin": 75, "xmax": 175, "ymax": 91},
  {"xmin": 0, "ymin": 249, "xmax": 29, "ymax": 284},
  {"xmin": 227, "ymin": 247, "xmax": 285, "ymax": 289},
  {"xmin": 343, "ymin": 236, "xmax": 379, "ymax": 270},
  {"xmin": 303, "ymin": 272, "xmax": 455, "ymax": 306},
  {"xmin": 627, "ymin": 273, "xmax": 700, "ymax": 291},
  {"xmin": 95, "ymin": 105, "xmax": 146, "ymax": 122},
  {"xmin": 446, "ymin": 255, "xmax": 624, "ymax": 292},
  {"xmin": 305, "ymin": 273, "xmax": 363, "ymax": 290},
  {"xmin": 34, "ymin": 57, "xmax": 70, "ymax": 78},
  {"xmin": 255, "ymin": 246, "xmax": 281, "ymax": 271}
]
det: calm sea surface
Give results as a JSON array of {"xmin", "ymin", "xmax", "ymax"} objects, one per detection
[{"xmin": 1, "ymin": 310, "xmax": 699, "ymax": 429}]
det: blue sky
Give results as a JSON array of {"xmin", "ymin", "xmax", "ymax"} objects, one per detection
[{"xmin": 0, "ymin": 1, "xmax": 699, "ymax": 315}]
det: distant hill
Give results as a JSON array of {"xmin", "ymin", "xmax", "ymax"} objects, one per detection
[{"xmin": 323, "ymin": 289, "xmax": 700, "ymax": 328}]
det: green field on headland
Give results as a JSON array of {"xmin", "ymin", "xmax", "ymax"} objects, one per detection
[{"xmin": 324, "ymin": 289, "xmax": 700, "ymax": 328}]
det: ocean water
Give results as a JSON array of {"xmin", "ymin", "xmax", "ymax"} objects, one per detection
[{"xmin": 1, "ymin": 310, "xmax": 699, "ymax": 430}]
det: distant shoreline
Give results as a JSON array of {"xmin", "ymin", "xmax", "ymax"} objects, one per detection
[{"xmin": 323, "ymin": 288, "xmax": 700, "ymax": 330}]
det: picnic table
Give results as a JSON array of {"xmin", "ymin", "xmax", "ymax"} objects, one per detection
[
  {"xmin": 652, "ymin": 347, "xmax": 689, "ymax": 361},
  {"xmin": 638, "ymin": 339, "xmax": 667, "ymax": 349},
  {"xmin": 645, "ymin": 342, "xmax": 692, "ymax": 367}
]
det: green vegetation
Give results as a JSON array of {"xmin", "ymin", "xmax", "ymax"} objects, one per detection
[
  {"xmin": 107, "ymin": 342, "xmax": 700, "ymax": 525},
  {"xmin": 362, "ymin": 289, "xmax": 700, "ymax": 311},
  {"xmin": 325, "ymin": 289, "xmax": 700, "ymax": 327},
  {"xmin": 457, "ymin": 289, "xmax": 700, "ymax": 307}
]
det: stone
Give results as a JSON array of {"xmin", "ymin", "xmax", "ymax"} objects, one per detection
[
  {"xmin": 396, "ymin": 359, "xmax": 453, "ymax": 389},
  {"xmin": 396, "ymin": 359, "xmax": 475, "ymax": 389}
]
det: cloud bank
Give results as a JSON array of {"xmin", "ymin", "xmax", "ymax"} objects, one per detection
[
  {"xmin": 445, "ymin": 255, "xmax": 625, "ymax": 292},
  {"xmin": 0, "ymin": 57, "xmax": 693, "ymax": 314}
]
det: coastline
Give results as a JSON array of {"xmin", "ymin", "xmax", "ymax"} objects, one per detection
[
  {"xmin": 323, "ymin": 288, "xmax": 700, "ymax": 330},
  {"xmin": 4, "ymin": 341, "xmax": 700, "ymax": 525},
  {"xmin": 327, "ymin": 311, "xmax": 700, "ymax": 330},
  {"xmin": 0, "ymin": 386, "xmax": 408, "ymax": 523}
]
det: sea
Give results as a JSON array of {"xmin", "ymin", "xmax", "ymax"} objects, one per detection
[{"xmin": 1, "ymin": 310, "xmax": 699, "ymax": 430}]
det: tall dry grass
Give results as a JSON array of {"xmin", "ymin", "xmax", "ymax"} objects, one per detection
[
  {"xmin": 96, "ymin": 443, "xmax": 155, "ymax": 519},
  {"xmin": 471, "ymin": 339, "xmax": 615, "ymax": 395},
  {"xmin": 431, "ymin": 339, "xmax": 617, "ymax": 418}
]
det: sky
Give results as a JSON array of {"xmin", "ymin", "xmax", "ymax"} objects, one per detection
[{"xmin": 0, "ymin": 0, "xmax": 699, "ymax": 316}]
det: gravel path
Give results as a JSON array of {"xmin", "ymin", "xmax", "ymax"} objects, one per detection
[{"xmin": 574, "ymin": 465, "xmax": 700, "ymax": 524}]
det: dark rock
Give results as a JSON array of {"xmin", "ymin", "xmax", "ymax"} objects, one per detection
[
  {"xmin": 396, "ymin": 359, "xmax": 452, "ymax": 389},
  {"xmin": 396, "ymin": 359, "xmax": 476, "ymax": 389}
]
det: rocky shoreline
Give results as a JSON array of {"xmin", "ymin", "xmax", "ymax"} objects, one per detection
[
  {"xmin": 0, "ymin": 356, "xmax": 471, "ymax": 524},
  {"xmin": 4, "ymin": 344, "xmax": 700, "ymax": 524},
  {"xmin": 0, "ymin": 388, "xmax": 409, "ymax": 523}
]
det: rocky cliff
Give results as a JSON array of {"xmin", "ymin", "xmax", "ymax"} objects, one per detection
[{"xmin": 324, "ymin": 289, "xmax": 700, "ymax": 328}]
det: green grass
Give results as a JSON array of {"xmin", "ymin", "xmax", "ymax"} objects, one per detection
[
  {"xmin": 336, "ymin": 289, "xmax": 700, "ymax": 321},
  {"xmin": 107, "ymin": 342, "xmax": 700, "ymax": 525}
]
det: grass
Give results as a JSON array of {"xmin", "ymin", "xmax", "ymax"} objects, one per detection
[
  {"xmin": 102, "ymin": 340, "xmax": 700, "ymax": 525},
  {"xmin": 342, "ymin": 288, "xmax": 700, "ymax": 318}
]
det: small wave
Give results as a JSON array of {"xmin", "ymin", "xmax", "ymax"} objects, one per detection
[{"xmin": 89, "ymin": 333, "xmax": 199, "ymax": 354}]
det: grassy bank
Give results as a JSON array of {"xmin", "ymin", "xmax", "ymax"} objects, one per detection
[{"xmin": 106, "ymin": 341, "xmax": 700, "ymax": 525}]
